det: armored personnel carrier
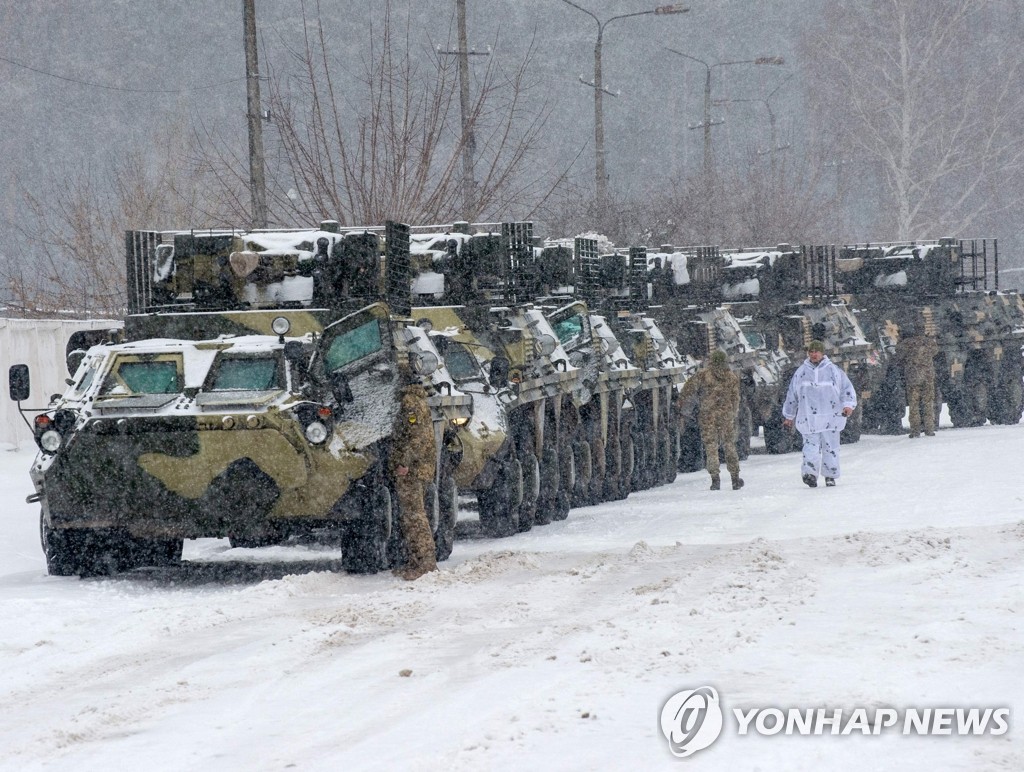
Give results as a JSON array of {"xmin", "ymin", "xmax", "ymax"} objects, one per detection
[
  {"xmin": 407, "ymin": 222, "xmax": 583, "ymax": 534},
  {"xmin": 826, "ymin": 238, "xmax": 1024, "ymax": 430},
  {"xmin": 535, "ymin": 236, "xmax": 690, "ymax": 493},
  {"xmin": 642, "ymin": 245, "xmax": 789, "ymax": 457},
  {"xmin": 698, "ymin": 244, "xmax": 885, "ymax": 445},
  {"xmin": 9, "ymin": 223, "xmax": 473, "ymax": 576}
]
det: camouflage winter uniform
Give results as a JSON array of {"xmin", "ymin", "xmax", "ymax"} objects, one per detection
[
  {"xmin": 677, "ymin": 352, "xmax": 742, "ymax": 487},
  {"xmin": 896, "ymin": 334, "xmax": 939, "ymax": 437},
  {"xmin": 389, "ymin": 382, "xmax": 438, "ymax": 579}
]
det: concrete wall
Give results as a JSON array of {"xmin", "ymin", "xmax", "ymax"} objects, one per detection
[{"xmin": 0, "ymin": 319, "xmax": 120, "ymax": 448}]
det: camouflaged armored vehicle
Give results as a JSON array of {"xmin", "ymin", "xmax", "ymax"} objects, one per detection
[
  {"xmin": 9, "ymin": 223, "xmax": 473, "ymax": 576},
  {"xmin": 690, "ymin": 244, "xmax": 885, "ymax": 446},
  {"xmin": 407, "ymin": 222, "xmax": 583, "ymax": 535},
  {"xmin": 532, "ymin": 236, "xmax": 690, "ymax": 494},
  {"xmin": 826, "ymin": 238, "xmax": 1024, "ymax": 431},
  {"xmin": 641, "ymin": 245, "xmax": 789, "ymax": 457},
  {"xmin": 545, "ymin": 299, "xmax": 643, "ymax": 504}
]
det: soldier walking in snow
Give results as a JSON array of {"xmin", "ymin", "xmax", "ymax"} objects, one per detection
[
  {"xmin": 896, "ymin": 327, "xmax": 939, "ymax": 438},
  {"xmin": 677, "ymin": 350, "xmax": 744, "ymax": 490},
  {"xmin": 389, "ymin": 378, "xmax": 438, "ymax": 580},
  {"xmin": 782, "ymin": 340, "xmax": 857, "ymax": 488}
]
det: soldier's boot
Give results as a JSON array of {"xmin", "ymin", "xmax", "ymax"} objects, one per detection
[
  {"xmin": 394, "ymin": 500, "xmax": 438, "ymax": 581},
  {"xmin": 731, "ymin": 475, "xmax": 744, "ymax": 490},
  {"xmin": 802, "ymin": 474, "xmax": 817, "ymax": 488},
  {"xmin": 924, "ymin": 429, "xmax": 935, "ymax": 436},
  {"xmin": 825, "ymin": 477, "xmax": 836, "ymax": 487},
  {"xmin": 710, "ymin": 475, "xmax": 720, "ymax": 491},
  {"xmin": 909, "ymin": 432, "xmax": 920, "ymax": 439}
]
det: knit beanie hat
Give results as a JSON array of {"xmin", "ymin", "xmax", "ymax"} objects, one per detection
[
  {"xmin": 709, "ymin": 350, "xmax": 728, "ymax": 366},
  {"xmin": 807, "ymin": 340, "xmax": 825, "ymax": 353}
]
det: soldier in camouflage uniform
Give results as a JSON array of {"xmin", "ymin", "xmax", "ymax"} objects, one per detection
[
  {"xmin": 896, "ymin": 329, "xmax": 939, "ymax": 438},
  {"xmin": 677, "ymin": 350, "xmax": 744, "ymax": 490},
  {"xmin": 389, "ymin": 379, "xmax": 439, "ymax": 580}
]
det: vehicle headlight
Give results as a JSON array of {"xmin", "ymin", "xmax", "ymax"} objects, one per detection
[
  {"xmin": 39, "ymin": 430, "xmax": 63, "ymax": 453},
  {"xmin": 304, "ymin": 421, "xmax": 330, "ymax": 444}
]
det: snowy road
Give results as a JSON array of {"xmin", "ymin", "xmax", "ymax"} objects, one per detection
[{"xmin": 0, "ymin": 425, "xmax": 1022, "ymax": 770}]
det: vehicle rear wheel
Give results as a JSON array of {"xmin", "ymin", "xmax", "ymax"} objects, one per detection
[
  {"xmin": 762, "ymin": 418, "xmax": 794, "ymax": 454},
  {"xmin": 988, "ymin": 355, "xmax": 1023, "ymax": 425},
  {"xmin": 735, "ymin": 403, "xmax": 753, "ymax": 461},
  {"xmin": 341, "ymin": 485, "xmax": 393, "ymax": 574},
  {"xmin": 228, "ymin": 522, "xmax": 285, "ymax": 549},
  {"xmin": 948, "ymin": 363, "xmax": 989, "ymax": 427},
  {"xmin": 122, "ymin": 535, "xmax": 184, "ymax": 569},
  {"xmin": 434, "ymin": 474, "xmax": 458, "ymax": 561},
  {"xmin": 572, "ymin": 439, "xmax": 593, "ymax": 507},
  {"xmin": 518, "ymin": 450, "xmax": 539, "ymax": 531},
  {"xmin": 657, "ymin": 426, "xmax": 675, "ymax": 485},
  {"xmin": 840, "ymin": 403, "xmax": 863, "ymax": 443},
  {"xmin": 478, "ymin": 456, "xmax": 523, "ymax": 538},
  {"xmin": 40, "ymin": 519, "xmax": 85, "ymax": 576},
  {"xmin": 535, "ymin": 446, "xmax": 561, "ymax": 526},
  {"xmin": 677, "ymin": 422, "xmax": 704, "ymax": 472}
]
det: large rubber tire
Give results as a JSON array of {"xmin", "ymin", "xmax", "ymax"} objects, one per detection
[
  {"xmin": 572, "ymin": 439, "xmax": 594, "ymax": 507},
  {"xmin": 478, "ymin": 457, "xmax": 523, "ymax": 538},
  {"xmin": 948, "ymin": 364, "xmax": 989, "ymax": 428},
  {"xmin": 518, "ymin": 451, "xmax": 539, "ymax": 532},
  {"xmin": 228, "ymin": 523, "xmax": 285, "ymax": 549},
  {"xmin": 840, "ymin": 403, "xmax": 863, "ymax": 443},
  {"xmin": 553, "ymin": 448, "xmax": 573, "ymax": 521},
  {"xmin": 341, "ymin": 486, "xmax": 393, "ymax": 574},
  {"xmin": 40, "ymin": 519, "xmax": 86, "ymax": 576},
  {"xmin": 604, "ymin": 436, "xmax": 627, "ymax": 502},
  {"xmin": 735, "ymin": 403, "xmax": 753, "ymax": 460},
  {"xmin": 535, "ymin": 445, "xmax": 561, "ymax": 526},
  {"xmin": 121, "ymin": 535, "xmax": 184, "ymax": 569},
  {"xmin": 677, "ymin": 422, "xmax": 705, "ymax": 472},
  {"xmin": 762, "ymin": 418, "xmax": 795, "ymax": 454},
  {"xmin": 657, "ymin": 426, "xmax": 675, "ymax": 486},
  {"xmin": 989, "ymin": 355, "xmax": 1024, "ymax": 425},
  {"xmin": 434, "ymin": 474, "xmax": 458, "ymax": 561}
]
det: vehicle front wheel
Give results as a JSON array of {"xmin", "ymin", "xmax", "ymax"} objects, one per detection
[
  {"xmin": 434, "ymin": 474, "xmax": 459, "ymax": 562},
  {"xmin": 341, "ymin": 485, "xmax": 393, "ymax": 574}
]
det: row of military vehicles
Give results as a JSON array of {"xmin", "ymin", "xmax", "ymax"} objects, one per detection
[{"xmin": 9, "ymin": 221, "xmax": 1024, "ymax": 576}]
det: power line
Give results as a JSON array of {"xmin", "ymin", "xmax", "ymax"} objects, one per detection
[{"xmin": 0, "ymin": 53, "xmax": 245, "ymax": 94}]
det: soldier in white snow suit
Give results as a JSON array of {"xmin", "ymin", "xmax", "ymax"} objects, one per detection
[{"xmin": 782, "ymin": 340, "xmax": 857, "ymax": 488}]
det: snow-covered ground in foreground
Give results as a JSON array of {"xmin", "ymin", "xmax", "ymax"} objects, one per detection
[{"xmin": 0, "ymin": 423, "xmax": 1022, "ymax": 771}]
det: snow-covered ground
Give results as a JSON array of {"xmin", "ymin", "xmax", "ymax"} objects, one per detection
[{"xmin": 1, "ymin": 421, "xmax": 1022, "ymax": 771}]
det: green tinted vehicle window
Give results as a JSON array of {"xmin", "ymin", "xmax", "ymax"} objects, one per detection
[
  {"xmin": 212, "ymin": 358, "xmax": 279, "ymax": 390},
  {"xmin": 439, "ymin": 340, "xmax": 479, "ymax": 380},
  {"xmin": 743, "ymin": 330, "xmax": 766, "ymax": 349},
  {"xmin": 325, "ymin": 319, "xmax": 383, "ymax": 371},
  {"xmin": 111, "ymin": 361, "xmax": 180, "ymax": 394},
  {"xmin": 553, "ymin": 315, "xmax": 584, "ymax": 345}
]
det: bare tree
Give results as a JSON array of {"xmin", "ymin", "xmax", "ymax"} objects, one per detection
[
  {"xmin": 2, "ymin": 122, "xmax": 217, "ymax": 317},
  {"xmin": 804, "ymin": 0, "xmax": 1024, "ymax": 240},
  {"xmin": 261, "ymin": 0, "xmax": 567, "ymax": 227}
]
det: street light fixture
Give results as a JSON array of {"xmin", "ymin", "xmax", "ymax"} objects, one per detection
[
  {"xmin": 560, "ymin": 1, "xmax": 689, "ymax": 206},
  {"xmin": 664, "ymin": 48, "xmax": 785, "ymax": 185}
]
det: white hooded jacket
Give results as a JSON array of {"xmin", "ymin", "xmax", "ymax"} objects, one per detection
[{"xmin": 781, "ymin": 355, "xmax": 857, "ymax": 434}]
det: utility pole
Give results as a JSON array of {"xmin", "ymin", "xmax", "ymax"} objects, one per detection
[
  {"xmin": 438, "ymin": 1, "xmax": 489, "ymax": 221},
  {"xmin": 456, "ymin": 0, "xmax": 477, "ymax": 219},
  {"xmin": 243, "ymin": 0, "xmax": 268, "ymax": 229},
  {"xmin": 561, "ymin": 2, "xmax": 688, "ymax": 208}
]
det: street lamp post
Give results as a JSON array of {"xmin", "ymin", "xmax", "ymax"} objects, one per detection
[
  {"xmin": 665, "ymin": 49, "xmax": 784, "ymax": 185},
  {"xmin": 718, "ymin": 73, "xmax": 794, "ymax": 177},
  {"xmin": 560, "ymin": 2, "xmax": 688, "ymax": 206}
]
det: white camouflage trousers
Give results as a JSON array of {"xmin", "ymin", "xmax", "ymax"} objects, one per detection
[{"xmin": 800, "ymin": 429, "xmax": 841, "ymax": 478}]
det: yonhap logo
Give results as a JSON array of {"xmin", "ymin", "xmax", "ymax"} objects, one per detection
[
  {"xmin": 659, "ymin": 686, "xmax": 1010, "ymax": 757},
  {"xmin": 660, "ymin": 686, "xmax": 724, "ymax": 757}
]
